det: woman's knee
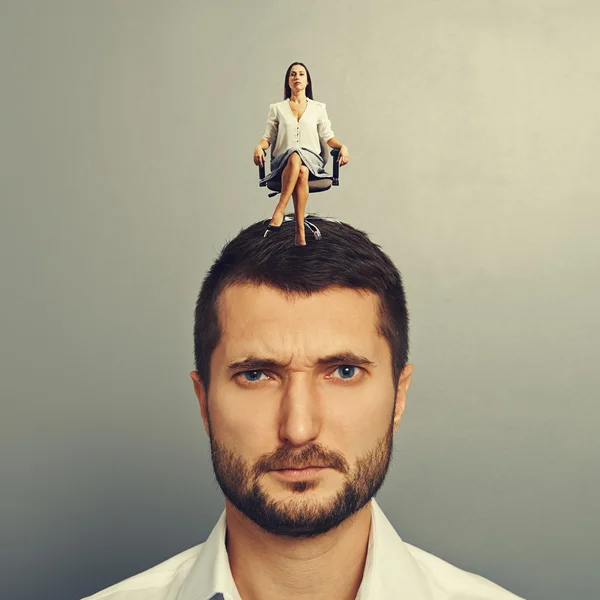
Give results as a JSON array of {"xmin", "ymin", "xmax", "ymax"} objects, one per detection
[
  {"xmin": 297, "ymin": 165, "xmax": 309, "ymax": 182},
  {"xmin": 287, "ymin": 152, "xmax": 302, "ymax": 167}
]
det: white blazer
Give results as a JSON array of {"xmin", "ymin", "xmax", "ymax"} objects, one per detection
[{"xmin": 262, "ymin": 98, "xmax": 335, "ymax": 159}]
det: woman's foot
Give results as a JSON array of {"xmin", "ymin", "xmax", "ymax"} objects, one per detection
[
  {"xmin": 294, "ymin": 230, "xmax": 307, "ymax": 246},
  {"xmin": 269, "ymin": 210, "xmax": 286, "ymax": 228},
  {"xmin": 264, "ymin": 210, "xmax": 287, "ymax": 238},
  {"xmin": 263, "ymin": 224, "xmax": 281, "ymax": 238}
]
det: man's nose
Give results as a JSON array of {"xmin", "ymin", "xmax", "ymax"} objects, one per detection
[{"xmin": 278, "ymin": 374, "xmax": 322, "ymax": 447}]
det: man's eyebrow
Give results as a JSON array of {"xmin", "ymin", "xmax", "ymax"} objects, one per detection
[
  {"xmin": 227, "ymin": 357, "xmax": 287, "ymax": 373},
  {"xmin": 227, "ymin": 352, "xmax": 375, "ymax": 373},
  {"xmin": 316, "ymin": 352, "xmax": 375, "ymax": 367}
]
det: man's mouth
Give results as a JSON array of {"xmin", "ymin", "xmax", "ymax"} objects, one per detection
[
  {"xmin": 274, "ymin": 463, "xmax": 327, "ymax": 471},
  {"xmin": 272, "ymin": 466, "xmax": 327, "ymax": 481}
]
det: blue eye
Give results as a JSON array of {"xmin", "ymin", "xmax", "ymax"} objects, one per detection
[
  {"xmin": 333, "ymin": 366, "xmax": 358, "ymax": 379},
  {"xmin": 241, "ymin": 370, "xmax": 265, "ymax": 382}
]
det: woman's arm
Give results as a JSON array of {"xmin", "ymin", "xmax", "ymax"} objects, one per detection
[
  {"xmin": 254, "ymin": 104, "xmax": 278, "ymax": 167},
  {"xmin": 327, "ymin": 137, "xmax": 349, "ymax": 166},
  {"xmin": 254, "ymin": 138, "xmax": 270, "ymax": 167},
  {"xmin": 318, "ymin": 104, "xmax": 349, "ymax": 166},
  {"xmin": 326, "ymin": 137, "xmax": 345, "ymax": 150}
]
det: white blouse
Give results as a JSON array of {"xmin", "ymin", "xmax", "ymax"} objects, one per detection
[{"xmin": 262, "ymin": 99, "xmax": 335, "ymax": 159}]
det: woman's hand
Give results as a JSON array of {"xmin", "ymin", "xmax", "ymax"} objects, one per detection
[
  {"xmin": 253, "ymin": 146, "xmax": 265, "ymax": 167},
  {"xmin": 338, "ymin": 145, "xmax": 349, "ymax": 166}
]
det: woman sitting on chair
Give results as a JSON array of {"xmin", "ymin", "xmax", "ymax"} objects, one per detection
[{"xmin": 253, "ymin": 61, "xmax": 349, "ymax": 246}]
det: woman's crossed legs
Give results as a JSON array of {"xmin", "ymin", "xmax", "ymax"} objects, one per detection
[{"xmin": 268, "ymin": 152, "xmax": 310, "ymax": 246}]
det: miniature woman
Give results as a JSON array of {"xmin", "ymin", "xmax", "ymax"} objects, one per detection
[{"xmin": 253, "ymin": 62, "xmax": 349, "ymax": 246}]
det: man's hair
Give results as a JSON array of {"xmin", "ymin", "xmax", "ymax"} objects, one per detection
[{"xmin": 194, "ymin": 216, "xmax": 409, "ymax": 389}]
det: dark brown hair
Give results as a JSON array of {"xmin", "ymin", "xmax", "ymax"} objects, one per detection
[
  {"xmin": 194, "ymin": 215, "xmax": 409, "ymax": 390},
  {"xmin": 193, "ymin": 216, "xmax": 410, "ymax": 390}
]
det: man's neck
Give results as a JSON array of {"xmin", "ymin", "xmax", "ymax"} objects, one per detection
[{"xmin": 225, "ymin": 501, "xmax": 372, "ymax": 600}]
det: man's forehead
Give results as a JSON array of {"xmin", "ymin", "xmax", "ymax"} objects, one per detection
[
  {"xmin": 215, "ymin": 284, "xmax": 383, "ymax": 354},
  {"xmin": 217, "ymin": 282, "xmax": 380, "ymax": 319}
]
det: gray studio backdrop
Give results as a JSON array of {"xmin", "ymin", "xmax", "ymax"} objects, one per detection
[{"xmin": 1, "ymin": 1, "xmax": 598, "ymax": 599}]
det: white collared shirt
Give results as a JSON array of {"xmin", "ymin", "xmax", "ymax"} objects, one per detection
[
  {"xmin": 82, "ymin": 500, "xmax": 524, "ymax": 600},
  {"xmin": 262, "ymin": 99, "xmax": 335, "ymax": 159}
]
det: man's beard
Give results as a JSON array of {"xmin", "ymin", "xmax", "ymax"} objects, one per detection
[{"xmin": 209, "ymin": 422, "xmax": 394, "ymax": 538}]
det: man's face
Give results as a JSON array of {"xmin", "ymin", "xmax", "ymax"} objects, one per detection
[{"xmin": 192, "ymin": 284, "xmax": 412, "ymax": 537}]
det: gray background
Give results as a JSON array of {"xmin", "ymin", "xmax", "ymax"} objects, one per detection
[{"xmin": 1, "ymin": 1, "xmax": 598, "ymax": 599}]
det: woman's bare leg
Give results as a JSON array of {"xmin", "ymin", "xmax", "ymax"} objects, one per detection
[
  {"xmin": 293, "ymin": 166, "xmax": 310, "ymax": 246},
  {"xmin": 269, "ymin": 152, "xmax": 302, "ymax": 227}
]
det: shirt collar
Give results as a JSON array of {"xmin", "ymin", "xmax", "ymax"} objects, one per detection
[
  {"xmin": 357, "ymin": 500, "xmax": 434, "ymax": 599},
  {"xmin": 177, "ymin": 510, "xmax": 241, "ymax": 600},
  {"xmin": 178, "ymin": 500, "xmax": 433, "ymax": 600}
]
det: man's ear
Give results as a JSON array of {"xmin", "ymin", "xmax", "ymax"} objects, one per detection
[
  {"xmin": 393, "ymin": 364, "xmax": 413, "ymax": 434},
  {"xmin": 190, "ymin": 371, "xmax": 210, "ymax": 437}
]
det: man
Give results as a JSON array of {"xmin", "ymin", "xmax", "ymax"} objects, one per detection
[{"xmin": 84, "ymin": 216, "xmax": 524, "ymax": 600}]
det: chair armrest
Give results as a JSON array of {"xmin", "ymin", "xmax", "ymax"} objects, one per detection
[
  {"xmin": 330, "ymin": 148, "xmax": 340, "ymax": 186},
  {"xmin": 258, "ymin": 150, "xmax": 267, "ymax": 186}
]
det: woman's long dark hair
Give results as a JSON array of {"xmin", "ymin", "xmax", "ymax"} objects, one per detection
[{"xmin": 284, "ymin": 62, "xmax": 313, "ymax": 100}]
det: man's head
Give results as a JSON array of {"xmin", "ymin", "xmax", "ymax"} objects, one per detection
[{"xmin": 191, "ymin": 217, "xmax": 412, "ymax": 537}]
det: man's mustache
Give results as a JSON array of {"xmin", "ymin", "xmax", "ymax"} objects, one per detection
[{"xmin": 253, "ymin": 443, "xmax": 349, "ymax": 477}]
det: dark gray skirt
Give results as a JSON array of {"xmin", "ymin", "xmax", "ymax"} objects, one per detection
[{"xmin": 260, "ymin": 146, "xmax": 333, "ymax": 185}]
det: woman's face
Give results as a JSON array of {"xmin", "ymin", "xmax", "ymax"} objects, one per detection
[{"xmin": 288, "ymin": 64, "xmax": 309, "ymax": 95}]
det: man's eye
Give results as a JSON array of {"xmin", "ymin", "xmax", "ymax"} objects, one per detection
[
  {"xmin": 331, "ymin": 365, "xmax": 360, "ymax": 380},
  {"xmin": 239, "ymin": 370, "xmax": 267, "ymax": 382}
]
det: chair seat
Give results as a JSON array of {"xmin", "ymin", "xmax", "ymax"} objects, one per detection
[{"xmin": 266, "ymin": 178, "xmax": 333, "ymax": 194}]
